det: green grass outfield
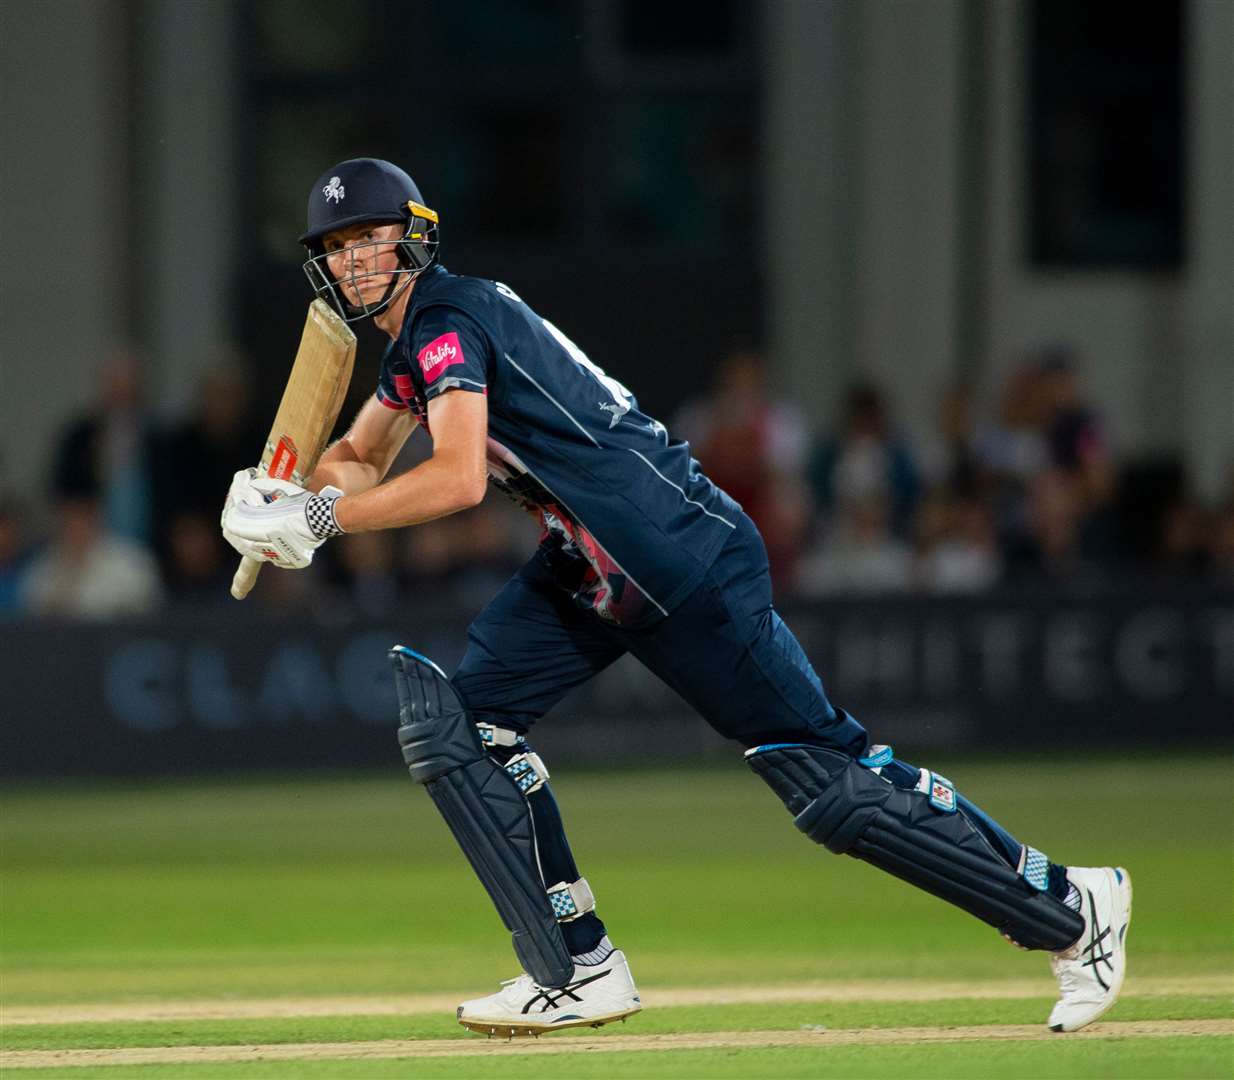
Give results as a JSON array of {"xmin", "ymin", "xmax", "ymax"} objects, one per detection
[{"xmin": 2, "ymin": 755, "xmax": 1232, "ymax": 1077}]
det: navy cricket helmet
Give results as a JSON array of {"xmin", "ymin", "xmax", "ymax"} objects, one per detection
[{"xmin": 300, "ymin": 157, "xmax": 440, "ymax": 322}]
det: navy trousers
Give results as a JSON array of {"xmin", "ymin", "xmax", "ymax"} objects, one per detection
[
  {"xmin": 453, "ymin": 512, "xmax": 868, "ymax": 755},
  {"xmin": 449, "ymin": 513, "xmax": 1041, "ymax": 956}
]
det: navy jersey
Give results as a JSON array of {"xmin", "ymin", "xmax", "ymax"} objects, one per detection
[{"xmin": 375, "ymin": 265, "xmax": 741, "ymax": 626}]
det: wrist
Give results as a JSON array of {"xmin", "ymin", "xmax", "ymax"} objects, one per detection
[
  {"xmin": 306, "ymin": 491, "xmax": 346, "ymax": 539},
  {"xmin": 331, "ymin": 494, "xmax": 354, "ymax": 534}
]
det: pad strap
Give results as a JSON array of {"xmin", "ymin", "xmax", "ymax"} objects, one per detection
[
  {"xmin": 546, "ymin": 877, "xmax": 596, "ymax": 922},
  {"xmin": 505, "ymin": 751, "xmax": 550, "ymax": 795},
  {"xmin": 915, "ymin": 768, "xmax": 957, "ymax": 813},
  {"xmin": 858, "ymin": 744, "xmax": 894, "ymax": 770},
  {"xmin": 1017, "ymin": 844, "xmax": 1050, "ymax": 892},
  {"xmin": 476, "ymin": 723, "xmax": 525, "ymax": 749}
]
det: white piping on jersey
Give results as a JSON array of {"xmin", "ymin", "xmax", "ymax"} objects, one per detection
[
  {"xmin": 506, "ymin": 351, "xmax": 733, "ymax": 528},
  {"xmin": 504, "ymin": 353, "xmax": 601, "ymax": 448},
  {"xmin": 625, "ymin": 449, "xmax": 737, "ymax": 528},
  {"xmin": 429, "ymin": 375, "xmax": 487, "ymax": 394},
  {"xmin": 486, "ymin": 430, "xmax": 670, "ymax": 618}
]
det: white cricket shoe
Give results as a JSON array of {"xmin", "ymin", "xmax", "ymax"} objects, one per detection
[
  {"xmin": 457, "ymin": 949, "xmax": 642, "ymax": 1037},
  {"xmin": 1048, "ymin": 866, "xmax": 1132, "ymax": 1032}
]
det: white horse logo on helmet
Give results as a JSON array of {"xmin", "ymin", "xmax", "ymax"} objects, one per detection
[{"xmin": 323, "ymin": 176, "xmax": 345, "ymax": 203}]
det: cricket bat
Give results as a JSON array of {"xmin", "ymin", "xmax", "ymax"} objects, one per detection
[{"xmin": 230, "ymin": 299, "xmax": 357, "ymax": 599}]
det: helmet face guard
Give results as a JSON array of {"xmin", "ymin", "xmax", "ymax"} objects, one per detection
[
  {"xmin": 302, "ymin": 201, "xmax": 440, "ymax": 323},
  {"xmin": 299, "ymin": 159, "xmax": 439, "ymax": 323}
]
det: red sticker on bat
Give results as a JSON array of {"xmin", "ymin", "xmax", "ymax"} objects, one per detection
[{"xmin": 268, "ymin": 436, "xmax": 299, "ymax": 480}]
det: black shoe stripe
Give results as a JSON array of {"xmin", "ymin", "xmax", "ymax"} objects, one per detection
[
  {"xmin": 1081, "ymin": 888, "xmax": 1113, "ymax": 992},
  {"xmin": 521, "ymin": 968, "xmax": 612, "ymax": 1015}
]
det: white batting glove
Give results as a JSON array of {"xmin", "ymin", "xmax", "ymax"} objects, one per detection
[
  {"xmin": 221, "ymin": 467, "xmax": 261, "ymax": 528},
  {"xmin": 221, "ymin": 477, "xmax": 345, "ymax": 569}
]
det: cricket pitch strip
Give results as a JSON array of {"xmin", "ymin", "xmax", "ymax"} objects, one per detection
[
  {"xmin": 3, "ymin": 973, "xmax": 1228, "ymax": 1025},
  {"xmin": 2, "ymin": 976, "xmax": 1230, "ymax": 1070},
  {"xmin": 2, "ymin": 1020, "xmax": 1230, "ymax": 1070}
]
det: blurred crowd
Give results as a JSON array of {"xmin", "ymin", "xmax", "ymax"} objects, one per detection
[
  {"xmin": 679, "ymin": 347, "xmax": 1234, "ymax": 599},
  {"xmin": 2, "ymin": 342, "xmax": 1231, "ymax": 621}
]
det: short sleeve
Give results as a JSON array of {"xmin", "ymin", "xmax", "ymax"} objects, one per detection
[
  {"xmin": 411, "ymin": 308, "xmax": 492, "ymax": 402},
  {"xmin": 375, "ymin": 363, "xmax": 409, "ymax": 411}
]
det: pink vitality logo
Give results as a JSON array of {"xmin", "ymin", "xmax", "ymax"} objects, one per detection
[{"xmin": 418, "ymin": 332, "xmax": 464, "ymax": 381}]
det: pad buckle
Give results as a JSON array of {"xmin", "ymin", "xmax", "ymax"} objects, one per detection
[
  {"xmin": 476, "ymin": 723, "xmax": 525, "ymax": 749},
  {"xmin": 504, "ymin": 751, "xmax": 549, "ymax": 795},
  {"xmin": 546, "ymin": 877, "xmax": 595, "ymax": 922},
  {"xmin": 916, "ymin": 769, "xmax": 957, "ymax": 813},
  {"xmin": 1018, "ymin": 845, "xmax": 1050, "ymax": 892},
  {"xmin": 859, "ymin": 744, "xmax": 894, "ymax": 769}
]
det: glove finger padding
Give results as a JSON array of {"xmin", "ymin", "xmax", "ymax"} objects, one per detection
[{"xmin": 222, "ymin": 527, "xmax": 315, "ymax": 569}]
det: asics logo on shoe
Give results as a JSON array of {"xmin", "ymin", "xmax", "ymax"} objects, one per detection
[
  {"xmin": 1081, "ymin": 889, "xmax": 1116, "ymax": 991},
  {"xmin": 520, "ymin": 968, "xmax": 611, "ymax": 1015}
]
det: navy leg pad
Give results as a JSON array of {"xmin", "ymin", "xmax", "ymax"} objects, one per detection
[
  {"xmin": 747, "ymin": 744, "xmax": 1083, "ymax": 952},
  {"xmin": 391, "ymin": 646, "xmax": 573, "ymax": 988}
]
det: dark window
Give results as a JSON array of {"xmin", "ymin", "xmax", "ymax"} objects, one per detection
[
  {"xmin": 620, "ymin": 0, "xmax": 737, "ymax": 55},
  {"xmin": 236, "ymin": 0, "xmax": 763, "ymax": 419},
  {"xmin": 1028, "ymin": 0, "xmax": 1183, "ymax": 268}
]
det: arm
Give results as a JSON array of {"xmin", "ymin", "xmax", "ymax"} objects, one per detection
[
  {"xmin": 332, "ymin": 389, "xmax": 488, "ymax": 533},
  {"xmin": 310, "ymin": 395, "xmax": 417, "ymax": 495}
]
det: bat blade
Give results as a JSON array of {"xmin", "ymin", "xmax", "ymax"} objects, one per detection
[{"xmin": 230, "ymin": 299, "xmax": 357, "ymax": 599}]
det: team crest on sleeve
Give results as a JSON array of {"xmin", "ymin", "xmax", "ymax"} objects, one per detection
[
  {"xmin": 322, "ymin": 176, "xmax": 345, "ymax": 203},
  {"xmin": 418, "ymin": 331, "xmax": 465, "ymax": 382}
]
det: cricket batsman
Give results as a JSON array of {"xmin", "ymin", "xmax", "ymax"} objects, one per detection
[{"xmin": 221, "ymin": 158, "xmax": 1131, "ymax": 1037}]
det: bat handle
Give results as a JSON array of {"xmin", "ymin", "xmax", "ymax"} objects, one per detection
[{"xmin": 231, "ymin": 556, "xmax": 262, "ymax": 600}]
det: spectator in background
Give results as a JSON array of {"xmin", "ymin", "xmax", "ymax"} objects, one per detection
[
  {"xmin": 918, "ymin": 382, "xmax": 981, "ymax": 499},
  {"xmin": 156, "ymin": 355, "xmax": 263, "ymax": 594},
  {"xmin": 1207, "ymin": 472, "xmax": 1234, "ymax": 587},
  {"xmin": 1208, "ymin": 504, "xmax": 1234, "ymax": 586},
  {"xmin": 795, "ymin": 493, "xmax": 913, "ymax": 597},
  {"xmin": 673, "ymin": 348, "xmax": 812, "ymax": 586},
  {"xmin": 21, "ymin": 493, "xmax": 161, "ymax": 619},
  {"xmin": 1156, "ymin": 498, "xmax": 1209, "ymax": 577},
  {"xmin": 51, "ymin": 346, "xmax": 159, "ymax": 547},
  {"xmin": 976, "ymin": 365, "xmax": 1050, "ymax": 482},
  {"xmin": 158, "ymin": 355, "xmax": 261, "ymax": 507},
  {"xmin": 0, "ymin": 495, "xmax": 37, "ymax": 614},
  {"xmin": 335, "ymin": 530, "xmax": 401, "ymax": 615},
  {"xmin": 401, "ymin": 515, "xmax": 458, "ymax": 592},
  {"xmin": 808, "ymin": 381, "xmax": 920, "ymax": 540},
  {"xmin": 1037, "ymin": 349, "xmax": 1114, "ymax": 509},
  {"xmin": 401, "ymin": 499, "xmax": 531, "ymax": 609},
  {"xmin": 451, "ymin": 499, "xmax": 534, "ymax": 610},
  {"xmin": 915, "ymin": 492, "xmax": 1003, "ymax": 594},
  {"xmin": 1003, "ymin": 468, "xmax": 1103, "ymax": 584},
  {"xmin": 975, "ymin": 364, "xmax": 1051, "ymax": 546},
  {"xmin": 163, "ymin": 512, "xmax": 232, "ymax": 602},
  {"xmin": 1036, "ymin": 348, "xmax": 1117, "ymax": 563}
]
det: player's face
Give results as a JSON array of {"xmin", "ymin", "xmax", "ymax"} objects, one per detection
[{"xmin": 322, "ymin": 223, "xmax": 404, "ymax": 306}]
